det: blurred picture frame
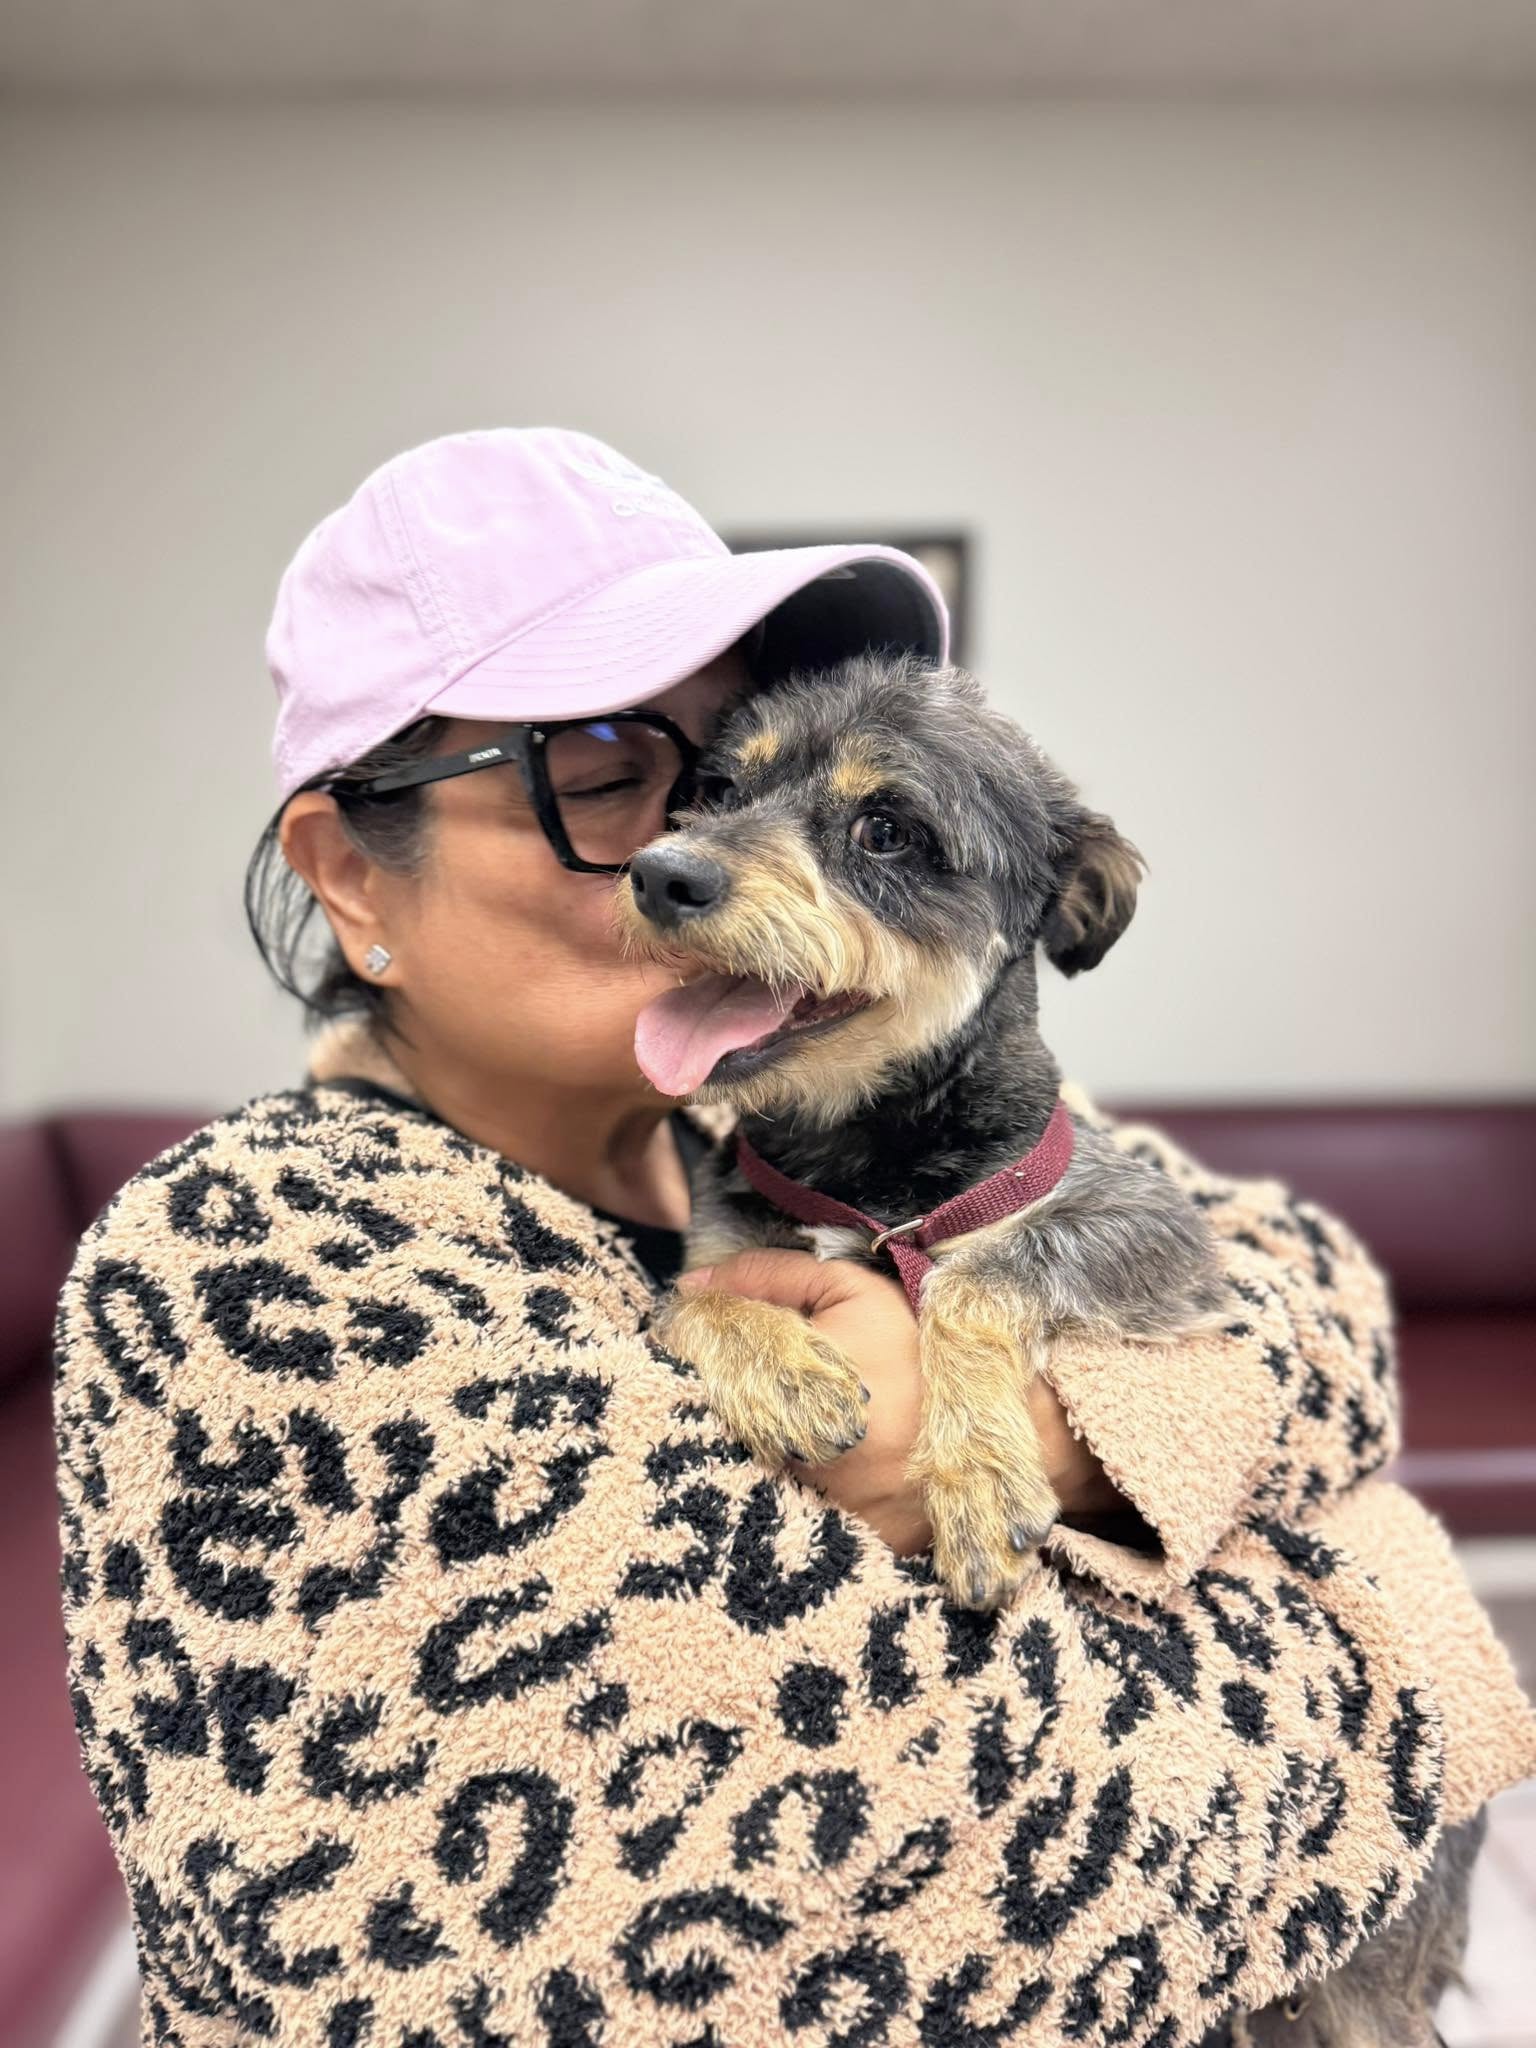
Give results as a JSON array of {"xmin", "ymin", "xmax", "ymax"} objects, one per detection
[{"xmin": 724, "ymin": 531, "xmax": 971, "ymax": 667}]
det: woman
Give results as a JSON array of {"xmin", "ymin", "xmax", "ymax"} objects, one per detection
[{"xmin": 54, "ymin": 428, "xmax": 1533, "ymax": 2047}]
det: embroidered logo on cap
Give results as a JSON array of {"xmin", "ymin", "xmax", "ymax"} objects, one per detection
[{"xmin": 563, "ymin": 448, "xmax": 711, "ymax": 528}]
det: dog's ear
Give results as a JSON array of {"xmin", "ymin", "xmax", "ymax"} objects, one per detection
[{"xmin": 1041, "ymin": 808, "xmax": 1145, "ymax": 975}]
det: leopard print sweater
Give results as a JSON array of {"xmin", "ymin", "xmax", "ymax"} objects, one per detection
[{"xmin": 53, "ymin": 1018, "xmax": 1536, "ymax": 2048}]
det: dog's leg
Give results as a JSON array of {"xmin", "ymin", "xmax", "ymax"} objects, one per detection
[
  {"xmin": 908, "ymin": 1269, "xmax": 1059, "ymax": 1610},
  {"xmin": 652, "ymin": 1287, "xmax": 869, "ymax": 1470}
]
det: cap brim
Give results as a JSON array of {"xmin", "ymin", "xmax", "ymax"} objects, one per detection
[{"xmin": 419, "ymin": 542, "xmax": 950, "ymax": 723}]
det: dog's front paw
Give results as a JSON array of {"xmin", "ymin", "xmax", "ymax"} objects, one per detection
[
  {"xmin": 655, "ymin": 1287, "xmax": 869, "ymax": 1470},
  {"xmin": 925, "ymin": 1464, "xmax": 1060, "ymax": 1611}
]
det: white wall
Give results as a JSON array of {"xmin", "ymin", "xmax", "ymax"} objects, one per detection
[{"xmin": 2, "ymin": 97, "xmax": 1533, "ymax": 1114}]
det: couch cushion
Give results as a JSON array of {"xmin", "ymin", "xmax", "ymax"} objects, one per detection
[
  {"xmin": 0, "ymin": 1370, "xmax": 126, "ymax": 2041},
  {"xmin": 1112, "ymin": 1102, "xmax": 1536, "ymax": 1313},
  {"xmin": 0, "ymin": 1121, "xmax": 77, "ymax": 1397},
  {"xmin": 50, "ymin": 1109, "xmax": 213, "ymax": 1239},
  {"xmin": 1390, "ymin": 1311, "xmax": 1536, "ymax": 1536}
]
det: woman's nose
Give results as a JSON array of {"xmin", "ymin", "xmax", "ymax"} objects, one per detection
[{"xmin": 629, "ymin": 844, "xmax": 731, "ymax": 929}]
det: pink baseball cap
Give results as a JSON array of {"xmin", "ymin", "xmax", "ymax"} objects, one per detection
[{"xmin": 266, "ymin": 426, "xmax": 950, "ymax": 803}]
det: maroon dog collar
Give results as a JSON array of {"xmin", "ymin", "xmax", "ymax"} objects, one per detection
[{"xmin": 733, "ymin": 1098, "xmax": 1076, "ymax": 1314}]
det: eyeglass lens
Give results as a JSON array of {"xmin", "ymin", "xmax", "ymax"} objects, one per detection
[{"xmin": 546, "ymin": 721, "xmax": 688, "ymax": 867}]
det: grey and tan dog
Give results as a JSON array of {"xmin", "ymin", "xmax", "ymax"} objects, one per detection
[
  {"xmin": 618, "ymin": 649, "xmax": 1482, "ymax": 2045},
  {"xmin": 620, "ymin": 649, "xmax": 1229, "ymax": 1612}
]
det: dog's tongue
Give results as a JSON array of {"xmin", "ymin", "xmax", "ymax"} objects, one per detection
[{"xmin": 635, "ymin": 973, "xmax": 800, "ymax": 1096}]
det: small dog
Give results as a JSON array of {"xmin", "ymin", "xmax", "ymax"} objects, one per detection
[
  {"xmin": 620, "ymin": 649, "xmax": 1229, "ymax": 1612},
  {"xmin": 617, "ymin": 649, "xmax": 1482, "ymax": 2043}
]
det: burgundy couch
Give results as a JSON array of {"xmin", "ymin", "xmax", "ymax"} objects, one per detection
[{"xmin": 2, "ymin": 1099, "xmax": 1532, "ymax": 2047}]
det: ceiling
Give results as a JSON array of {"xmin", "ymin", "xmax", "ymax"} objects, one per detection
[{"xmin": 6, "ymin": 0, "xmax": 1536, "ymax": 97}]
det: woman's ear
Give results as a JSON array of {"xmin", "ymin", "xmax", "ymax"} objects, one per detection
[
  {"xmin": 1041, "ymin": 809, "xmax": 1145, "ymax": 975},
  {"xmin": 280, "ymin": 792, "xmax": 391, "ymax": 965}
]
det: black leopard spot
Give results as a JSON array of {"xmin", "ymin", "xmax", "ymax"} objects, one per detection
[
  {"xmin": 287, "ymin": 1411, "xmax": 360, "ymax": 1514},
  {"xmin": 943, "ymin": 1602, "xmax": 1003, "ymax": 1681},
  {"xmin": 523, "ymin": 1286, "xmax": 576, "ymax": 1343},
  {"xmin": 301, "ymin": 1694, "xmax": 434, "ymax": 1809},
  {"xmin": 1385, "ymin": 1687, "xmax": 1440, "ymax": 1848},
  {"xmin": 723, "ymin": 1481, "xmax": 860, "ymax": 1633},
  {"xmin": 195, "ymin": 1258, "xmax": 337, "ymax": 1381},
  {"xmin": 1062, "ymin": 1927, "xmax": 1165, "ymax": 2044},
  {"xmin": 365, "ymin": 1884, "xmax": 456, "ymax": 1970},
  {"xmin": 918, "ymin": 1952, "xmax": 1050, "ymax": 2046},
  {"xmin": 854, "ymin": 1815, "xmax": 952, "ymax": 1915},
  {"xmin": 996, "ymin": 1767, "xmax": 1136, "ymax": 1949},
  {"xmin": 432, "ymin": 1768, "xmax": 574, "ymax": 1946},
  {"xmin": 326, "ymin": 1997, "xmax": 373, "ymax": 2048},
  {"xmin": 126, "ymin": 1616, "xmax": 208, "ymax": 1757},
  {"xmin": 776, "ymin": 1662, "xmax": 848, "ymax": 1748},
  {"xmin": 104, "ymin": 1540, "xmax": 147, "ymax": 1601},
  {"xmin": 84, "ymin": 1256, "xmax": 187, "ymax": 1407},
  {"xmin": 183, "ymin": 1832, "xmax": 353, "ymax": 1988},
  {"xmin": 161, "ymin": 1490, "xmax": 297, "ymax": 1623},
  {"xmin": 567, "ymin": 1682, "xmax": 629, "ymax": 1736},
  {"xmin": 1077, "ymin": 1601, "xmax": 1197, "ymax": 1743},
  {"xmin": 604, "ymin": 1722, "xmax": 744, "ymax": 1880},
  {"xmin": 1221, "ymin": 1680, "xmax": 1272, "ymax": 1745},
  {"xmin": 416, "ymin": 1584, "xmax": 610, "ymax": 1715},
  {"xmin": 731, "ymin": 1768, "xmax": 870, "ymax": 1873},
  {"xmin": 345, "ymin": 1298, "xmax": 432, "ymax": 1370},
  {"xmin": 779, "ymin": 1930, "xmax": 909, "ymax": 2042},
  {"xmin": 1298, "ymin": 1362, "xmax": 1333, "ymax": 1421},
  {"xmin": 430, "ymin": 1443, "xmax": 608, "ymax": 1566},
  {"xmin": 211, "ymin": 1661, "xmax": 299, "ymax": 1795},
  {"xmin": 496, "ymin": 1189, "xmax": 587, "ymax": 1274},
  {"xmin": 1192, "ymin": 1571, "xmax": 1277, "ymax": 1673},
  {"xmin": 167, "ymin": 1167, "xmax": 271, "ymax": 1249},
  {"xmin": 861, "ymin": 1603, "xmax": 921, "ymax": 1712},
  {"xmin": 1278, "ymin": 1884, "xmax": 1353, "ymax": 1969},
  {"xmin": 415, "ymin": 1269, "xmax": 495, "ymax": 1327},
  {"xmin": 614, "ymin": 1888, "xmax": 791, "ymax": 2009},
  {"xmin": 534, "ymin": 1968, "xmax": 606, "ymax": 2047},
  {"xmin": 170, "ymin": 1409, "xmax": 284, "ymax": 1493}
]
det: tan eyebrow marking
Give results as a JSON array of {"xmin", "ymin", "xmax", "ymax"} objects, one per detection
[
  {"xmin": 827, "ymin": 747, "xmax": 885, "ymax": 804},
  {"xmin": 737, "ymin": 728, "xmax": 781, "ymax": 767}
]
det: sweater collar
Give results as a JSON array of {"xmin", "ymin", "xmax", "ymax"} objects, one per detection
[{"xmin": 305, "ymin": 1014, "xmax": 426, "ymax": 1106}]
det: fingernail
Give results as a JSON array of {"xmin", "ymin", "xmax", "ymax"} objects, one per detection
[{"xmin": 678, "ymin": 1266, "xmax": 714, "ymax": 1290}]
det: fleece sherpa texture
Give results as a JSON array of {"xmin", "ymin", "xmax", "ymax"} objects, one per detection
[{"xmin": 52, "ymin": 1017, "xmax": 1535, "ymax": 2048}]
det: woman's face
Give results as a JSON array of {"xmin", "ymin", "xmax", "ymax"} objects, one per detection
[{"xmin": 337, "ymin": 649, "xmax": 750, "ymax": 1103}]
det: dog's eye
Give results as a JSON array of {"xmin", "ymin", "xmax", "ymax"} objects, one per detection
[
  {"xmin": 851, "ymin": 810, "xmax": 912, "ymax": 856},
  {"xmin": 692, "ymin": 770, "xmax": 737, "ymax": 812},
  {"xmin": 1281, "ymin": 1995, "xmax": 1309, "ymax": 2022}
]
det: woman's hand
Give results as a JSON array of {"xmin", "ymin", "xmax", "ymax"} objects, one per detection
[{"xmin": 676, "ymin": 1251, "xmax": 1123, "ymax": 1557}]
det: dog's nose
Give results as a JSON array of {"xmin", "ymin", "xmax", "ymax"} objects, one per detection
[{"xmin": 629, "ymin": 844, "xmax": 731, "ymax": 929}]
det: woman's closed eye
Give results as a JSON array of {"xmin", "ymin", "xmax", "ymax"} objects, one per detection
[{"xmin": 558, "ymin": 773, "xmax": 646, "ymax": 803}]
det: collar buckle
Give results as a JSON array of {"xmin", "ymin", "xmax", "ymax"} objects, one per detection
[{"xmin": 869, "ymin": 1213, "xmax": 927, "ymax": 1254}]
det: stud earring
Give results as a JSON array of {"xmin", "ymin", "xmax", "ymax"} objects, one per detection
[{"xmin": 364, "ymin": 944, "xmax": 392, "ymax": 976}]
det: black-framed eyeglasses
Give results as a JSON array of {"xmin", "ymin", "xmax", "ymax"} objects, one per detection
[{"xmin": 325, "ymin": 712, "xmax": 703, "ymax": 875}]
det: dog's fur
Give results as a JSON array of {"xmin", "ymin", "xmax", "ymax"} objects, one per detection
[{"xmin": 617, "ymin": 649, "xmax": 1481, "ymax": 2043}]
